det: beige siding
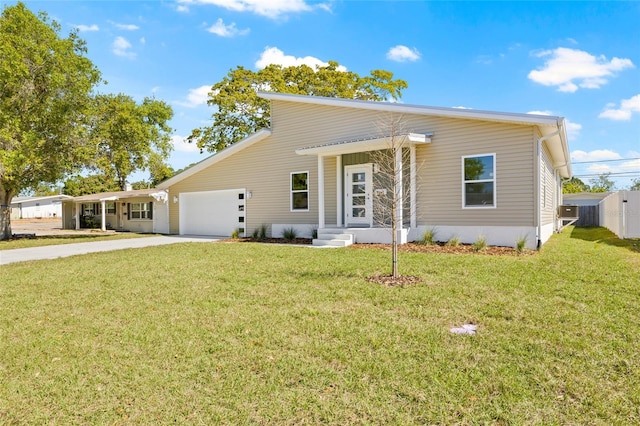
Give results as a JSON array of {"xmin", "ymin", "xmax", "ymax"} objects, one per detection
[
  {"xmin": 168, "ymin": 100, "xmax": 539, "ymax": 233},
  {"xmin": 540, "ymin": 143, "xmax": 556, "ymax": 225}
]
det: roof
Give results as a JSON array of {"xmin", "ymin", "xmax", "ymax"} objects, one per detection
[
  {"xmin": 296, "ymin": 133, "xmax": 432, "ymax": 156},
  {"xmin": 259, "ymin": 92, "xmax": 572, "ymax": 178},
  {"xmin": 11, "ymin": 194, "xmax": 72, "ymax": 205},
  {"xmin": 69, "ymin": 188, "xmax": 166, "ymax": 203}
]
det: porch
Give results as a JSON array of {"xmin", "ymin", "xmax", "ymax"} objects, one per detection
[{"xmin": 295, "ymin": 132, "xmax": 433, "ymax": 246}]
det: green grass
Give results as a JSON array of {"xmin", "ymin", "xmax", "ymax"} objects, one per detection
[
  {"xmin": 0, "ymin": 232, "xmax": 151, "ymax": 250},
  {"xmin": 1, "ymin": 227, "xmax": 638, "ymax": 424}
]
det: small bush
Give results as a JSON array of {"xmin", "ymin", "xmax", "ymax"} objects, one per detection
[
  {"xmin": 231, "ymin": 228, "xmax": 240, "ymax": 239},
  {"xmin": 473, "ymin": 235, "xmax": 487, "ymax": 252},
  {"xmin": 446, "ymin": 236, "xmax": 460, "ymax": 247},
  {"xmin": 252, "ymin": 224, "xmax": 267, "ymax": 240},
  {"xmin": 419, "ymin": 228, "xmax": 437, "ymax": 245},
  {"xmin": 515, "ymin": 236, "xmax": 527, "ymax": 253},
  {"xmin": 282, "ymin": 227, "xmax": 297, "ymax": 241}
]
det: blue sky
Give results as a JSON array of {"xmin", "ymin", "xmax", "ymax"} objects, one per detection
[{"xmin": 14, "ymin": 0, "xmax": 640, "ymax": 189}]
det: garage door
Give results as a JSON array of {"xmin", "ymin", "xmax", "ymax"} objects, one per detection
[{"xmin": 179, "ymin": 189, "xmax": 245, "ymax": 236}]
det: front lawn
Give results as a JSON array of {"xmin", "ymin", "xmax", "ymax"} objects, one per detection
[
  {"xmin": 1, "ymin": 227, "xmax": 638, "ymax": 424},
  {"xmin": 0, "ymin": 232, "xmax": 152, "ymax": 250}
]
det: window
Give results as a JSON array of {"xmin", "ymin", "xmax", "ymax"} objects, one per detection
[
  {"xmin": 129, "ymin": 202, "xmax": 153, "ymax": 219},
  {"xmin": 106, "ymin": 202, "xmax": 116, "ymax": 214},
  {"xmin": 463, "ymin": 154, "xmax": 495, "ymax": 208},
  {"xmin": 290, "ymin": 171, "xmax": 309, "ymax": 211}
]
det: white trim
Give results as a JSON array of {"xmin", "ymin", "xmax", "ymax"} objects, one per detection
[
  {"xmin": 462, "ymin": 153, "xmax": 497, "ymax": 209},
  {"xmin": 336, "ymin": 155, "xmax": 343, "ymax": 227},
  {"xmin": 290, "ymin": 170, "xmax": 310, "ymax": 212},
  {"xmin": 344, "ymin": 164, "xmax": 373, "ymax": 227},
  {"xmin": 410, "ymin": 145, "xmax": 417, "ymax": 228},
  {"xmin": 317, "ymin": 157, "xmax": 325, "ymax": 228},
  {"xmin": 158, "ymin": 129, "xmax": 271, "ymax": 189}
]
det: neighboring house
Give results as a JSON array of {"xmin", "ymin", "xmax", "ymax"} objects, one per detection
[
  {"xmin": 158, "ymin": 92, "xmax": 572, "ymax": 249},
  {"xmin": 10, "ymin": 195, "xmax": 72, "ymax": 220},
  {"xmin": 563, "ymin": 192, "xmax": 611, "ymax": 206},
  {"xmin": 61, "ymin": 189, "xmax": 169, "ymax": 234}
]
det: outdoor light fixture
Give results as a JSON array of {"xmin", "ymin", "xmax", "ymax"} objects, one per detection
[{"xmin": 173, "ymin": 196, "xmax": 179, "ymax": 203}]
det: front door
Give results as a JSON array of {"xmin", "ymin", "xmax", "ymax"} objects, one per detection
[{"xmin": 345, "ymin": 164, "xmax": 373, "ymax": 227}]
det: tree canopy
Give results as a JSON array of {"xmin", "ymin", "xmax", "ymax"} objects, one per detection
[
  {"xmin": 188, "ymin": 62, "xmax": 408, "ymax": 153},
  {"xmin": 0, "ymin": 2, "xmax": 101, "ymax": 239},
  {"xmin": 63, "ymin": 174, "xmax": 120, "ymax": 197},
  {"xmin": 589, "ymin": 173, "xmax": 616, "ymax": 193},
  {"xmin": 90, "ymin": 94, "xmax": 174, "ymax": 190},
  {"xmin": 562, "ymin": 177, "xmax": 590, "ymax": 194}
]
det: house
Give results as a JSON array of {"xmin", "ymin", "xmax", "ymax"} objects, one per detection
[
  {"xmin": 157, "ymin": 92, "xmax": 571, "ymax": 249},
  {"xmin": 61, "ymin": 188, "xmax": 169, "ymax": 233},
  {"xmin": 10, "ymin": 195, "xmax": 72, "ymax": 220}
]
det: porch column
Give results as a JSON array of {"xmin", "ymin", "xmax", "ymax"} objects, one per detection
[
  {"xmin": 410, "ymin": 145, "xmax": 417, "ymax": 228},
  {"xmin": 317, "ymin": 155, "xmax": 325, "ymax": 229},
  {"xmin": 395, "ymin": 148, "xmax": 403, "ymax": 227},
  {"xmin": 100, "ymin": 200, "xmax": 106, "ymax": 231},
  {"xmin": 336, "ymin": 155, "xmax": 342, "ymax": 227},
  {"xmin": 75, "ymin": 202, "xmax": 80, "ymax": 230}
]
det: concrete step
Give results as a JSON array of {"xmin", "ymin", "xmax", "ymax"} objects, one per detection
[
  {"xmin": 312, "ymin": 238, "xmax": 351, "ymax": 247},
  {"xmin": 317, "ymin": 233, "xmax": 353, "ymax": 242}
]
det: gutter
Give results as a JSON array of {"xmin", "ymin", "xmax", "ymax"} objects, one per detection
[{"xmin": 535, "ymin": 122, "xmax": 564, "ymax": 249}]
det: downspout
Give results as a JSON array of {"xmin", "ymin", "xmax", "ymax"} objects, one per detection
[{"xmin": 536, "ymin": 122, "xmax": 564, "ymax": 249}]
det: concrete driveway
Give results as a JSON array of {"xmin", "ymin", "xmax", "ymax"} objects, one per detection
[{"xmin": 1, "ymin": 235, "xmax": 221, "ymax": 265}]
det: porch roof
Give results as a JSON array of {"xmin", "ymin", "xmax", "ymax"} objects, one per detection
[
  {"xmin": 69, "ymin": 189, "xmax": 167, "ymax": 203},
  {"xmin": 295, "ymin": 133, "xmax": 432, "ymax": 156}
]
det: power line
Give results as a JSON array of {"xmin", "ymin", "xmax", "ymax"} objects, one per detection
[{"xmin": 571, "ymin": 157, "xmax": 640, "ymax": 164}]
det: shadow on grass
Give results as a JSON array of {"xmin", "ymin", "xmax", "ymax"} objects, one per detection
[{"xmin": 570, "ymin": 226, "xmax": 640, "ymax": 253}]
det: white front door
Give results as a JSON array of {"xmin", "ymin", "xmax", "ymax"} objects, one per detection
[{"xmin": 345, "ymin": 164, "xmax": 373, "ymax": 227}]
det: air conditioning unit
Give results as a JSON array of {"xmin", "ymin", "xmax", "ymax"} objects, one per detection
[{"xmin": 558, "ymin": 205, "xmax": 579, "ymax": 219}]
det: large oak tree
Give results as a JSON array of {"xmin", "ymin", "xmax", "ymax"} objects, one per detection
[
  {"xmin": 0, "ymin": 2, "xmax": 101, "ymax": 239},
  {"xmin": 188, "ymin": 62, "xmax": 408, "ymax": 153}
]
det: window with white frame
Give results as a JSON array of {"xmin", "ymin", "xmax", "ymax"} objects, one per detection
[
  {"xmin": 290, "ymin": 171, "xmax": 309, "ymax": 211},
  {"xmin": 463, "ymin": 154, "xmax": 496, "ymax": 208},
  {"xmin": 106, "ymin": 202, "xmax": 116, "ymax": 214},
  {"xmin": 129, "ymin": 202, "xmax": 153, "ymax": 219}
]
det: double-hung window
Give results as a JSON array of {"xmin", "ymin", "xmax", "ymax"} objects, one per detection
[
  {"xmin": 129, "ymin": 202, "xmax": 153, "ymax": 219},
  {"xmin": 462, "ymin": 154, "xmax": 496, "ymax": 208},
  {"xmin": 290, "ymin": 171, "xmax": 309, "ymax": 211}
]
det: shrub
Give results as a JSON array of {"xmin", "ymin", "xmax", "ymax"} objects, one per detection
[
  {"xmin": 252, "ymin": 224, "xmax": 267, "ymax": 240},
  {"xmin": 473, "ymin": 235, "xmax": 487, "ymax": 252},
  {"xmin": 282, "ymin": 227, "xmax": 297, "ymax": 241},
  {"xmin": 419, "ymin": 228, "xmax": 437, "ymax": 245},
  {"xmin": 231, "ymin": 228, "xmax": 240, "ymax": 239},
  {"xmin": 516, "ymin": 236, "xmax": 527, "ymax": 253},
  {"xmin": 446, "ymin": 236, "xmax": 460, "ymax": 247}
]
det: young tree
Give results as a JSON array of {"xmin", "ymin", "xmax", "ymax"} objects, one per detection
[
  {"xmin": 563, "ymin": 177, "xmax": 590, "ymax": 193},
  {"xmin": 629, "ymin": 178, "xmax": 640, "ymax": 191},
  {"xmin": 188, "ymin": 62, "xmax": 408, "ymax": 153},
  {"xmin": 0, "ymin": 2, "xmax": 101, "ymax": 240},
  {"xmin": 590, "ymin": 173, "xmax": 616, "ymax": 193},
  {"xmin": 90, "ymin": 94, "xmax": 174, "ymax": 190},
  {"xmin": 368, "ymin": 114, "xmax": 418, "ymax": 279}
]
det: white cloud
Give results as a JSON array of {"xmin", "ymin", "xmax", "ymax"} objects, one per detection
[
  {"xmin": 112, "ymin": 36, "xmax": 136, "ymax": 58},
  {"xmin": 207, "ymin": 18, "xmax": 250, "ymax": 37},
  {"xmin": 452, "ymin": 106, "xmax": 472, "ymax": 109},
  {"xmin": 599, "ymin": 94, "xmax": 640, "ymax": 121},
  {"xmin": 386, "ymin": 45, "xmax": 421, "ymax": 63},
  {"xmin": 528, "ymin": 47, "xmax": 634, "ymax": 92},
  {"xmin": 527, "ymin": 110, "xmax": 553, "ymax": 116},
  {"xmin": 172, "ymin": 135, "xmax": 200, "ymax": 153},
  {"xmin": 255, "ymin": 46, "xmax": 346, "ymax": 71},
  {"xmin": 571, "ymin": 149, "xmax": 622, "ymax": 162},
  {"xmin": 109, "ymin": 20, "xmax": 140, "ymax": 31},
  {"xmin": 175, "ymin": 85, "xmax": 213, "ymax": 108},
  {"xmin": 177, "ymin": 0, "xmax": 329, "ymax": 19},
  {"xmin": 76, "ymin": 24, "xmax": 99, "ymax": 32}
]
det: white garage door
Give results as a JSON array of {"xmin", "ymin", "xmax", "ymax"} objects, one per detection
[{"xmin": 179, "ymin": 189, "xmax": 245, "ymax": 236}]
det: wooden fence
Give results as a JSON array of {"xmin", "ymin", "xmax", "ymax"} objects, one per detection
[{"xmin": 576, "ymin": 205, "xmax": 599, "ymax": 227}]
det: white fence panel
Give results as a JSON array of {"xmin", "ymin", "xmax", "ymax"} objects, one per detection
[{"xmin": 599, "ymin": 191, "xmax": 640, "ymax": 239}]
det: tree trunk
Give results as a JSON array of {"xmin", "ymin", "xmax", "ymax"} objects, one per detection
[{"xmin": 0, "ymin": 187, "xmax": 15, "ymax": 241}]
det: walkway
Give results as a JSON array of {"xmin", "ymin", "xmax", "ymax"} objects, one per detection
[{"xmin": 0, "ymin": 235, "xmax": 221, "ymax": 265}]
